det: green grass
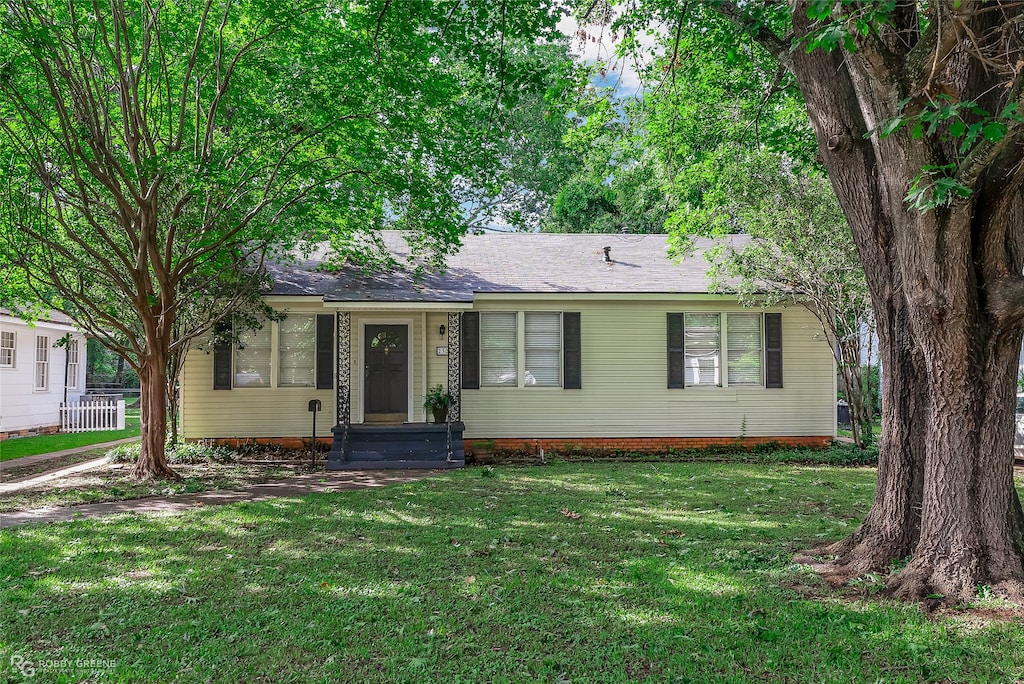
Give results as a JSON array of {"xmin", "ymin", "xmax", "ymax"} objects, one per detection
[
  {"xmin": 0, "ymin": 410, "xmax": 140, "ymax": 461},
  {"xmin": 2, "ymin": 463, "xmax": 1022, "ymax": 683}
]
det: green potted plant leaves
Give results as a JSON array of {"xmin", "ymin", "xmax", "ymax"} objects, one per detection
[{"xmin": 423, "ymin": 384, "xmax": 453, "ymax": 424}]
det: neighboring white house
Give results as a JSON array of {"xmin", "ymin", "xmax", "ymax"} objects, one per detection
[{"xmin": 0, "ymin": 310, "xmax": 88, "ymax": 439}]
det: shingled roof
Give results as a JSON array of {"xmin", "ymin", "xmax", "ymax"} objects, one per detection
[{"xmin": 267, "ymin": 231, "xmax": 748, "ymax": 302}]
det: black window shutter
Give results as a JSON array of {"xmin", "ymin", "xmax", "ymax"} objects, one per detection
[
  {"xmin": 563, "ymin": 312, "xmax": 581, "ymax": 389},
  {"xmin": 316, "ymin": 314, "xmax": 335, "ymax": 390},
  {"xmin": 668, "ymin": 313, "xmax": 684, "ymax": 388},
  {"xmin": 765, "ymin": 312, "xmax": 783, "ymax": 388},
  {"xmin": 213, "ymin": 322, "xmax": 232, "ymax": 390},
  {"xmin": 461, "ymin": 312, "xmax": 480, "ymax": 390}
]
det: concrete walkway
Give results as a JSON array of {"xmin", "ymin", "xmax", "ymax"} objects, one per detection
[
  {"xmin": 0, "ymin": 436, "xmax": 139, "ymax": 471},
  {"xmin": 0, "ymin": 470, "xmax": 439, "ymax": 528}
]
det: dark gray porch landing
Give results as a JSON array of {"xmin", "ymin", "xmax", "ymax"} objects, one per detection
[{"xmin": 328, "ymin": 423, "xmax": 465, "ymax": 469}]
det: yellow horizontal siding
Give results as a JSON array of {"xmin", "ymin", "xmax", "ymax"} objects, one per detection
[
  {"xmin": 182, "ymin": 304, "xmax": 431, "ymax": 438},
  {"xmin": 458, "ymin": 298, "xmax": 834, "ymax": 439},
  {"xmin": 182, "ymin": 297, "xmax": 835, "ymax": 439}
]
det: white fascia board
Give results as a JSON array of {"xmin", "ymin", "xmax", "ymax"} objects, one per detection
[
  {"xmin": 0, "ymin": 313, "xmax": 80, "ymax": 333},
  {"xmin": 470, "ymin": 292, "xmax": 740, "ymax": 302},
  {"xmin": 320, "ymin": 300, "xmax": 474, "ymax": 311}
]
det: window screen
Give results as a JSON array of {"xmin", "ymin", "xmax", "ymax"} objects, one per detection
[
  {"xmin": 727, "ymin": 313, "xmax": 763, "ymax": 386},
  {"xmin": 34, "ymin": 335, "xmax": 49, "ymax": 391},
  {"xmin": 480, "ymin": 313, "xmax": 517, "ymax": 386},
  {"xmin": 525, "ymin": 312, "xmax": 561, "ymax": 387},
  {"xmin": 684, "ymin": 313, "xmax": 720, "ymax": 387},
  {"xmin": 67, "ymin": 338, "xmax": 80, "ymax": 389},
  {"xmin": 279, "ymin": 315, "xmax": 315, "ymax": 387},
  {"xmin": 235, "ymin": 325, "xmax": 271, "ymax": 387},
  {"xmin": 0, "ymin": 331, "xmax": 14, "ymax": 368}
]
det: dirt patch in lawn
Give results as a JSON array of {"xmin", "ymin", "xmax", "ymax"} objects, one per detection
[
  {"xmin": 0, "ymin": 448, "xmax": 112, "ymax": 483},
  {"xmin": 0, "ymin": 458, "xmax": 319, "ymax": 513}
]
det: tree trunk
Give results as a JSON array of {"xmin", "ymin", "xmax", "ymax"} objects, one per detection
[
  {"xmin": 803, "ymin": 306, "xmax": 927, "ymax": 577},
  {"xmin": 168, "ymin": 386, "xmax": 180, "ymax": 446},
  {"xmin": 135, "ymin": 353, "xmax": 178, "ymax": 480},
  {"xmin": 786, "ymin": 4, "xmax": 1024, "ymax": 601},
  {"xmin": 885, "ymin": 192, "xmax": 1024, "ymax": 600}
]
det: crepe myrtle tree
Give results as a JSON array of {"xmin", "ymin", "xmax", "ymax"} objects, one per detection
[
  {"xmin": 0, "ymin": 0, "xmax": 561, "ymax": 479},
  {"xmin": 670, "ymin": 149, "xmax": 876, "ymax": 448},
  {"xmin": 608, "ymin": 0, "xmax": 1024, "ymax": 601}
]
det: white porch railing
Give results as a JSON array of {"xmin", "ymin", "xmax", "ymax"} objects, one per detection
[{"xmin": 60, "ymin": 399, "xmax": 126, "ymax": 432}]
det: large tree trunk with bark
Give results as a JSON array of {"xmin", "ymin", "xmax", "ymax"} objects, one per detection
[
  {"xmin": 891, "ymin": 319, "xmax": 1024, "ymax": 600},
  {"xmin": 804, "ymin": 299, "xmax": 928, "ymax": 577},
  {"xmin": 785, "ymin": 2, "xmax": 1024, "ymax": 602}
]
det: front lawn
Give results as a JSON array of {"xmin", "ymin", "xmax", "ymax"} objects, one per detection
[
  {"xmin": 0, "ymin": 410, "xmax": 140, "ymax": 461},
  {"xmin": 2, "ymin": 463, "xmax": 1022, "ymax": 683}
]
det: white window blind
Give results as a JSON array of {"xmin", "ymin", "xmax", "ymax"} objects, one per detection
[
  {"xmin": 0, "ymin": 331, "xmax": 14, "ymax": 368},
  {"xmin": 480, "ymin": 313, "xmax": 517, "ymax": 386},
  {"xmin": 278, "ymin": 315, "xmax": 315, "ymax": 387},
  {"xmin": 684, "ymin": 313, "xmax": 720, "ymax": 387},
  {"xmin": 727, "ymin": 313, "xmax": 763, "ymax": 386},
  {"xmin": 35, "ymin": 335, "xmax": 49, "ymax": 391},
  {"xmin": 67, "ymin": 338, "xmax": 80, "ymax": 389},
  {"xmin": 235, "ymin": 325, "xmax": 271, "ymax": 387},
  {"xmin": 524, "ymin": 312, "xmax": 561, "ymax": 386}
]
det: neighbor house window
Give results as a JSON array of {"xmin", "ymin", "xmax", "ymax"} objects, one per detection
[
  {"xmin": 684, "ymin": 313, "xmax": 720, "ymax": 387},
  {"xmin": 234, "ymin": 325, "xmax": 271, "ymax": 387},
  {"xmin": 67, "ymin": 338, "xmax": 80, "ymax": 389},
  {"xmin": 480, "ymin": 312, "xmax": 517, "ymax": 386},
  {"xmin": 34, "ymin": 335, "xmax": 49, "ymax": 391},
  {"xmin": 278, "ymin": 315, "xmax": 315, "ymax": 387},
  {"xmin": 524, "ymin": 312, "xmax": 561, "ymax": 386},
  {"xmin": 727, "ymin": 313, "xmax": 763, "ymax": 386},
  {"xmin": 0, "ymin": 331, "xmax": 14, "ymax": 368}
]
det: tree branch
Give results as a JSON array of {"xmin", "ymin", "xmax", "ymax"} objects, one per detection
[{"xmin": 716, "ymin": 1, "xmax": 793, "ymax": 72}]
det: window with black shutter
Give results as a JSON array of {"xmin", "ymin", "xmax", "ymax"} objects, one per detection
[
  {"xmin": 765, "ymin": 313, "xmax": 783, "ymax": 388},
  {"xmin": 563, "ymin": 312, "xmax": 581, "ymax": 389},
  {"xmin": 667, "ymin": 313, "xmax": 684, "ymax": 388},
  {"xmin": 316, "ymin": 314, "xmax": 334, "ymax": 390},
  {"xmin": 461, "ymin": 312, "xmax": 480, "ymax": 390},
  {"xmin": 213, "ymin": 322, "xmax": 232, "ymax": 390}
]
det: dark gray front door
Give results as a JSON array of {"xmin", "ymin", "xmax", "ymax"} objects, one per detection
[{"xmin": 364, "ymin": 325, "xmax": 408, "ymax": 422}]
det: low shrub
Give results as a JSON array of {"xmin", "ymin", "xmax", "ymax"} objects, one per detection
[
  {"xmin": 106, "ymin": 441, "xmax": 237, "ymax": 465},
  {"xmin": 168, "ymin": 442, "xmax": 236, "ymax": 464},
  {"xmin": 473, "ymin": 441, "xmax": 879, "ymax": 467},
  {"xmin": 106, "ymin": 442, "xmax": 141, "ymax": 464}
]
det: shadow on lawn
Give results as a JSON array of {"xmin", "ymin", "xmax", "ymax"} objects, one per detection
[{"xmin": 1, "ymin": 463, "xmax": 1020, "ymax": 683}]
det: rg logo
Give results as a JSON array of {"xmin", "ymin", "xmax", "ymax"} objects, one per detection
[{"xmin": 10, "ymin": 654, "xmax": 35, "ymax": 678}]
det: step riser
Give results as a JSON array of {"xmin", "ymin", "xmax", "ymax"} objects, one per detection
[{"xmin": 328, "ymin": 423, "xmax": 465, "ymax": 470}]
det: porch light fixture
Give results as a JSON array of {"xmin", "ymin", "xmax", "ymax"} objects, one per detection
[{"xmin": 439, "ymin": 324, "xmax": 446, "ymax": 337}]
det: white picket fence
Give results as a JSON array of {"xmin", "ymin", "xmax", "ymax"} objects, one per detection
[{"xmin": 60, "ymin": 399, "xmax": 126, "ymax": 433}]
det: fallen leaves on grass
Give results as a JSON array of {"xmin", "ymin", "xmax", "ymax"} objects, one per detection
[{"xmin": 560, "ymin": 508, "xmax": 581, "ymax": 519}]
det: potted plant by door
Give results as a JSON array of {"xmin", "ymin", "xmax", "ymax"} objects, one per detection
[{"xmin": 424, "ymin": 385, "xmax": 453, "ymax": 424}]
